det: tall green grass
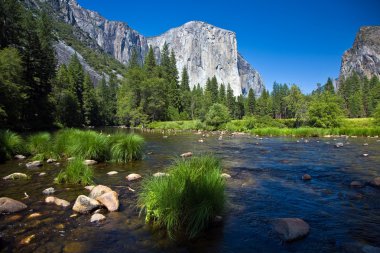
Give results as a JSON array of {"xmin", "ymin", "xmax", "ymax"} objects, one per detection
[
  {"xmin": 0, "ymin": 130, "xmax": 24, "ymax": 162},
  {"xmin": 110, "ymin": 133, "xmax": 144, "ymax": 162},
  {"xmin": 55, "ymin": 157, "xmax": 94, "ymax": 185},
  {"xmin": 27, "ymin": 132, "xmax": 56, "ymax": 160},
  {"xmin": 138, "ymin": 155, "xmax": 225, "ymax": 239}
]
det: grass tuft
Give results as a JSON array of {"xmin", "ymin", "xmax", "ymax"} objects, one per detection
[
  {"xmin": 55, "ymin": 157, "xmax": 94, "ymax": 185},
  {"xmin": 110, "ymin": 133, "xmax": 144, "ymax": 163},
  {"xmin": 0, "ymin": 130, "xmax": 24, "ymax": 162},
  {"xmin": 138, "ymin": 155, "xmax": 225, "ymax": 239}
]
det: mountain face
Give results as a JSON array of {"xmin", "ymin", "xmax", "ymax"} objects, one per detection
[
  {"xmin": 41, "ymin": 0, "xmax": 264, "ymax": 95},
  {"xmin": 339, "ymin": 26, "xmax": 380, "ymax": 83}
]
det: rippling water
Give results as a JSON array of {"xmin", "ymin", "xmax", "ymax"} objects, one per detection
[{"xmin": 0, "ymin": 129, "xmax": 379, "ymax": 253}]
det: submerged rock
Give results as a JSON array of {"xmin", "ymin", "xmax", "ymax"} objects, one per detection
[
  {"xmin": 221, "ymin": 173, "xmax": 232, "ymax": 179},
  {"xmin": 47, "ymin": 158, "xmax": 57, "ymax": 163},
  {"xmin": 42, "ymin": 187, "xmax": 55, "ymax": 195},
  {"xmin": 45, "ymin": 196, "xmax": 70, "ymax": 208},
  {"xmin": 107, "ymin": 171, "xmax": 118, "ymax": 175},
  {"xmin": 88, "ymin": 185, "xmax": 112, "ymax": 199},
  {"xmin": 335, "ymin": 143, "xmax": 344, "ymax": 148},
  {"xmin": 26, "ymin": 161, "xmax": 42, "ymax": 168},
  {"xmin": 350, "ymin": 181, "xmax": 364, "ymax": 188},
  {"xmin": 3, "ymin": 173, "xmax": 28, "ymax": 180},
  {"xmin": 96, "ymin": 191, "xmax": 119, "ymax": 212},
  {"xmin": 20, "ymin": 234, "xmax": 35, "ymax": 245},
  {"xmin": 73, "ymin": 195, "xmax": 100, "ymax": 213},
  {"xmin": 369, "ymin": 177, "xmax": 380, "ymax": 188},
  {"xmin": 27, "ymin": 213, "xmax": 42, "ymax": 219},
  {"xmin": 302, "ymin": 174, "xmax": 312, "ymax": 181},
  {"xmin": 90, "ymin": 213, "xmax": 106, "ymax": 223},
  {"xmin": 39, "ymin": 172, "xmax": 46, "ymax": 176},
  {"xmin": 153, "ymin": 172, "xmax": 169, "ymax": 177},
  {"xmin": 0, "ymin": 197, "xmax": 27, "ymax": 213},
  {"xmin": 126, "ymin": 173, "xmax": 142, "ymax": 181},
  {"xmin": 272, "ymin": 218, "xmax": 310, "ymax": 242},
  {"xmin": 342, "ymin": 242, "xmax": 380, "ymax": 253},
  {"xmin": 83, "ymin": 160, "xmax": 98, "ymax": 165}
]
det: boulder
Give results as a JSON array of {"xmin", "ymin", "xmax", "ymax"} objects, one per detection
[
  {"xmin": 14, "ymin": 155, "xmax": 26, "ymax": 160},
  {"xmin": 47, "ymin": 158, "xmax": 57, "ymax": 163},
  {"xmin": 42, "ymin": 187, "xmax": 55, "ymax": 195},
  {"xmin": 96, "ymin": 191, "xmax": 119, "ymax": 212},
  {"xmin": 180, "ymin": 152, "xmax": 193, "ymax": 158},
  {"xmin": 272, "ymin": 218, "xmax": 310, "ymax": 242},
  {"xmin": 45, "ymin": 196, "xmax": 70, "ymax": 208},
  {"xmin": 3, "ymin": 173, "xmax": 28, "ymax": 180},
  {"xmin": 26, "ymin": 161, "xmax": 42, "ymax": 168},
  {"xmin": 73, "ymin": 195, "xmax": 100, "ymax": 213},
  {"xmin": 302, "ymin": 174, "xmax": 312, "ymax": 180},
  {"xmin": 153, "ymin": 172, "xmax": 169, "ymax": 177},
  {"xmin": 369, "ymin": 177, "xmax": 380, "ymax": 188},
  {"xmin": 335, "ymin": 142, "xmax": 344, "ymax": 148},
  {"xmin": 88, "ymin": 185, "xmax": 112, "ymax": 199},
  {"xmin": 107, "ymin": 171, "xmax": 118, "ymax": 175},
  {"xmin": 90, "ymin": 213, "xmax": 106, "ymax": 223},
  {"xmin": 0, "ymin": 197, "xmax": 27, "ymax": 213},
  {"xmin": 83, "ymin": 160, "xmax": 98, "ymax": 166},
  {"xmin": 221, "ymin": 173, "xmax": 232, "ymax": 179},
  {"xmin": 126, "ymin": 173, "xmax": 142, "ymax": 181}
]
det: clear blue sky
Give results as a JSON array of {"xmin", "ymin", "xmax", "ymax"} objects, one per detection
[{"xmin": 77, "ymin": 0, "xmax": 380, "ymax": 93}]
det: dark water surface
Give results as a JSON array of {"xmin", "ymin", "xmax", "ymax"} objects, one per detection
[{"xmin": 1, "ymin": 129, "xmax": 380, "ymax": 253}]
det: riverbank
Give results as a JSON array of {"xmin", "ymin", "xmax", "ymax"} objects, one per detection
[{"xmin": 147, "ymin": 118, "xmax": 380, "ymax": 137}]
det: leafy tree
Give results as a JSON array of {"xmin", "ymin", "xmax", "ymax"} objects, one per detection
[
  {"xmin": 285, "ymin": 85, "xmax": 306, "ymax": 126},
  {"xmin": 205, "ymin": 103, "xmax": 230, "ymax": 127},
  {"xmin": 308, "ymin": 93, "xmax": 343, "ymax": 128}
]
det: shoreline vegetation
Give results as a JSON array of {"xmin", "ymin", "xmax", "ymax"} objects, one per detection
[{"xmin": 146, "ymin": 118, "xmax": 380, "ymax": 137}]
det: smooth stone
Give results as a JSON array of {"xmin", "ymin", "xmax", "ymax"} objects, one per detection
[
  {"xmin": 107, "ymin": 171, "xmax": 118, "ymax": 175},
  {"xmin": 96, "ymin": 191, "xmax": 119, "ymax": 212},
  {"xmin": 42, "ymin": 187, "xmax": 55, "ymax": 195},
  {"xmin": 221, "ymin": 173, "xmax": 232, "ymax": 179},
  {"xmin": 272, "ymin": 218, "xmax": 310, "ymax": 242},
  {"xmin": 27, "ymin": 213, "xmax": 42, "ymax": 219},
  {"xmin": 363, "ymin": 143, "xmax": 369, "ymax": 146},
  {"xmin": 20, "ymin": 234, "xmax": 35, "ymax": 245},
  {"xmin": 153, "ymin": 172, "xmax": 169, "ymax": 177},
  {"xmin": 3, "ymin": 173, "xmax": 28, "ymax": 180},
  {"xmin": 0, "ymin": 197, "xmax": 27, "ymax": 213},
  {"xmin": 39, "ymin": 172, "xmax": 46, "ymax": 176},
  {"xmin": 67, "ymin": 157, "xmax": 75, "ymax": 161},
  {"xmin": 363, "ymin": 154, "xmax": 369, "ymax": 157},
  {"xmin": 163, "ymin": 136, "xmax": 168, "ymax": 139},
  {"xmin": 198, "ymin": 139, "xmax": 204, "ymax": 143},
  {"xmin": 84, "ymin": 185, "xmax": 95, "ymax": 191},
  {"xmin": 180, "ymin": 152, "xmax": 193, "ymax": 158},
  {"xmin": 350, "ymin": 181, "xmax": 364, "ymax": 188},
  {"xmin": 47, "ymin": 158, "xmax": 57, "ymax": 163},
  {"xmin": 335, "ymin": 142, "xmax": 344, "ymax": 148},
  {"xmin": 90, "ymin": 213, "xmax": 106, "ymax": 223},
  {"xmin": 302, "ymin": 174, "xmax": 312, "ymax": 180},
  {"xmin": 88, "ymin": 185, "xmax": 112, "ymax": 199},
  {"xmin": 83, "ymin": 160, "xmax": 98, "ymax": 166},
  {"xmin": 126, "ymin": 173, "xmax": 142, "ymax": 181},
  {"xmin": 73, "ymin": 195, "xmax": 100, "ymax": 213},
  {"xmin": 26, "ymin": 161, "xmax": 42, "ymax": 168},
  {"xmin": 14, "ymin": 155, "xmax": 26, "ymax": 160},
  {"xmin": 45, "ymin": 196, "xmax": 70, "ymax": 208},
  {"xmin": 369, "ymin": 177, "xmax": 380, "ymax": 188}
]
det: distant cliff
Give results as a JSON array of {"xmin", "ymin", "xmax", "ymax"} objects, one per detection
[{"xmin": 339, "ymin": 26, "xmax": 380, "ymax": 83}]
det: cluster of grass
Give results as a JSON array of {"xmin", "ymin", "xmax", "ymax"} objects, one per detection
[
  {"xmin": 148, "ymin": 120, "xmax": 203, "ymax": 130},
  {"xmin": 138, "ymin": 155, "xmax": 225, "ymax": 239},
  {"xmin": 0, "ymin": 130, "xmax": 24, "ymax": 162},
  {"xmin": 54, "ymin": 157, "xmax": 94, "ymax": 185},
  {"xmin": 26, "ymin": 132, "xmax": 57, "ymax": 160},
  {"xmin": 110, "ymin": 133, "xmax": 144, "ymax": 162}
]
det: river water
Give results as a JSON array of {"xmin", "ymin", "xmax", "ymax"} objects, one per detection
[{"xmin": 0, "ymin": 129, "xmax": 379, "ymax": 253}]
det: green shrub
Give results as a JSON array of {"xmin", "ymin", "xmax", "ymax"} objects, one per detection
[
  {"xmin": 110, "ymin": 133, "xmax": 144, "ymax": 162},
  {"xmin": 0, "ymin": 130, "xmax": 24, "ymax": 161},
  {"xmin": 373, "ymin": 104, "xmax": 380, "ymax": 126},
  {"xmin": 138, "ymin": 155, "xmax": 225, "ymax": 239},
  {"xmin": 205, "ymin": 103, "xmax": 230, "ymax": 128},
  {"xmin": 55, "ymin": 157, "xmax": 93, "ymax": 185},
  {"xmin": 27, "ymin": 132, "xmax": 55, "ymax": 160}
]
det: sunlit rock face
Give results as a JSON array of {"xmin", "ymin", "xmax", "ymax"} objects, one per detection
[
  {"xmin": 339, "ymin": 26, "xmax": 380, "ymax": 84},
  {"xmin": 41, "ymin": 0, "xmax": 265, "ymax": 95}
]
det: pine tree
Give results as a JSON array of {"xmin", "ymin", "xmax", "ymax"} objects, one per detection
[
  {"xmin": 324, "ymin": 78, "xmax": 335, "ymax": 94},
  {"xmin": 226, "ymin": 83, "xmax": 235, "ymax": 117},
  {"xmin": 128, "ymin": 48, "xmax": 140, "ymax": 69},
  {"xmin": 82, "ymin": 74, "xmax": 98, "ymax": 126},
  {"xmin": 218, "ymin": 83, "xmax": 226, "ymax": 106},
  {"xmin": 144, "ymin": 46, "xmax": 156, "ymax": 77},
  {"xmin": 247, "ymin": 88, "xmax": 256, "ymax": 115}
]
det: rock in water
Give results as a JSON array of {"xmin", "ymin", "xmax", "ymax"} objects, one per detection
[
  {"xmin": 370, "ymin": 177, "xmax": 380, "ymax": 188},
  {"xmin": 47, "ymin": 158, "xmax": 57, "ymax": 163},
  {"xmin": 3, "ymin": 173, "xmax": 28, "ymax": 180},
  {"xmin": 272, "ymin": 218, "xmax": 310, "ymax": 242},
  {"xmin": 221, "ymin": 173, "xmax": 232, "ymax": 179},
  {"xmin": 126, "ymin": 173, "xmax": 142, "ymax": 181},
  {"xmin": 335, "ymin": 142, "xmax": 344, "ymax": 148},
  {"xmin": 14, "ymin": 155, "xmax": 26, "ymax": 160},
  {"xmin": 26, "ymin": 161, "xmax": 42, "ymax": 168},
  {"xmin": 180, "ymin": 152, "xmax": 193, "ymax": 158},
  {"xmin": 45, "ymin": 196, "xmax": 70, "ymax": 208},
  {"xmin": 0, "ymin": 197, "xmax": 27, "ymax": 213},
  {"xmin": 107, "ymin": 171, "xmax": 118, "ymax": 175},
  {"xmin": 42, "ymin": 187, "xmax": 55, "ymax": 195},
  {"xmin": 88, "ymin": 185, "xmax": 112, "ymax": 199},
  {"xmin": 338, "ymin": 26, "xmax": 380, "ymax": 85},
  {"xmin": 96, "ymin": 191, "xmax": 119, "ymax": 212},
  {"xmin": 302, "ymin": 174, "xmax": 312, "ymax": 181},
  {"xmin": 83, "ymin": 160, "xmax": 97, "ymax": 165},
  {"xmin": 72, "ymin": 195, "xmax": 100, "ymax": 213},
  {"xmin": 90, "ymin": 213, "xmax": 106, "ymax": 223},
  {"xmin": 153, "ymin": 172, "xmax": 169, "ymax": 177}
]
